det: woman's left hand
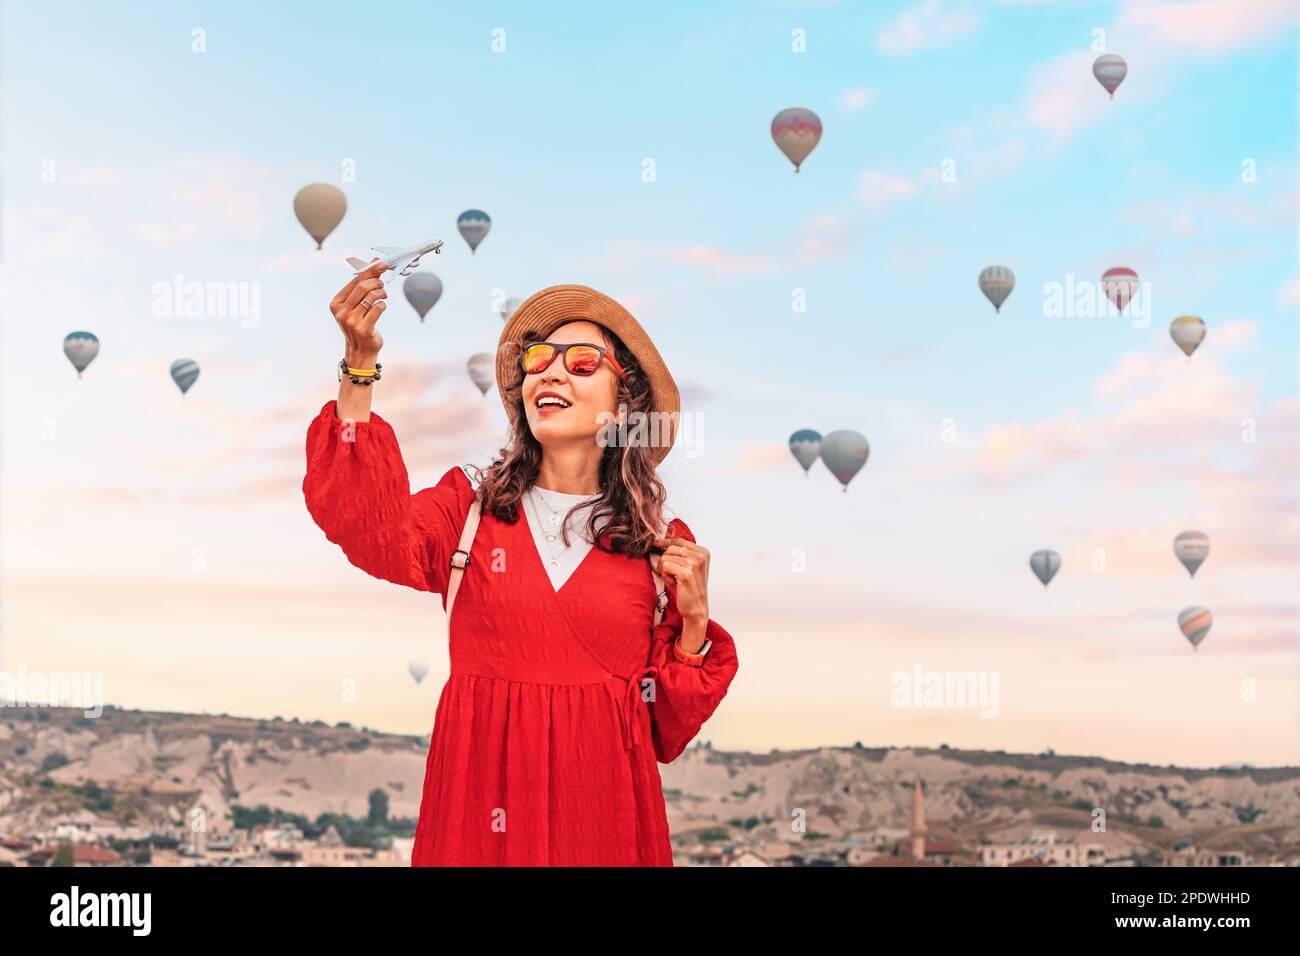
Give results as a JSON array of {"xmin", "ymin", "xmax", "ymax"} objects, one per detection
[{"xmin": 651, "ymin": 537, "xmax": 710, "ymax": 624}]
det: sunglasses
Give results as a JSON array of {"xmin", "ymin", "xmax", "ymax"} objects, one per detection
[{"xmin": 522, "ymin": 341, "xmax": 626, "ymax": 382}]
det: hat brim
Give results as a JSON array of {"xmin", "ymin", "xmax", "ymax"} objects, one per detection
[{"xmin": 496, "ymin": 284, "xmax": 680, "ymax": 467}]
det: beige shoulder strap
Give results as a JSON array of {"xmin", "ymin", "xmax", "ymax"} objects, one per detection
[{"xmin": 444, "ymin": 492, "xmax": 482, "ymax": 635}]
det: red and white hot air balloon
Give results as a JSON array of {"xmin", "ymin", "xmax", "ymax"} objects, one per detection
[
  {"xmin": 771, "ymin": 108, "xmax": 822, "ymax": 173},
  {"xmin": 1102, "ymin": 267, "xmax": 1139, "ymax": 313}
]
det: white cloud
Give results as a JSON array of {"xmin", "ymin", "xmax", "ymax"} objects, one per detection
[
  {"xmin": 876, "ymin": 0, "xmax": 979, "ymax": 56},
  {"xmin": 1117, "ymin": 0, "xmax": 1299, "ymax": 55}
]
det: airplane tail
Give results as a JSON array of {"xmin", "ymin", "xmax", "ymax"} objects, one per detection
[{"xmin": 346, "ymin": 257, "xmax": 369, "ymax": 272}]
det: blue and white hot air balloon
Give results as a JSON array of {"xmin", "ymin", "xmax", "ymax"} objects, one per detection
[
  {"xmin": 63, "ymin": 331, "xmax": 100, "ymax": 377},
  {"xmin": 979, "ymin": 266, "xmax": 1015, "ymax": 313},
  {"xmin": 789, "ymin": 429, "xmax": 822, "ymax": 476},
  {"xmin": 457, "ymin": 209, "xmax": 491, "ymax": 255},
  {"xmin": 170, "ymin": 359, "xmax": 200, "ymax": 396}
]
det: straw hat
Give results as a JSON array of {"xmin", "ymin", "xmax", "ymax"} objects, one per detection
[{"xmin": 496, "ymin": 284, "xmax": 681, "ymax": 466}]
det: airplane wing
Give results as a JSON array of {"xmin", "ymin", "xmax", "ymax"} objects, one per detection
[
  {"xmin": 392, "ymin": 253, "xmax": 422, "ymax": 276},
  {"xmin": 372, "ymin": 245, "xmax": 405, "ymax": 256}
]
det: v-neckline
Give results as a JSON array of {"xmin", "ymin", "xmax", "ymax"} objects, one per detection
[{"xmin": 520, "ymin": 499, "xmax": 604, "ymax": 598}]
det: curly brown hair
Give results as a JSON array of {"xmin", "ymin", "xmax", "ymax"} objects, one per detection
[{"xmin": 465, "ymin": 322, "xmax": 669, "ymax": 559}]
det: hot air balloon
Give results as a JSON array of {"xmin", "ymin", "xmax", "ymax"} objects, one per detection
[
  {"xmin": 170, "ymin": 359, "xmax": 200, "ymax": 396},
  {"xmin": 1101, "ymin": 267, "xmax": 1139, "ymax": 313},
  {"xmin": 819, "ymin": 430, "xmax": 868, "ymax": 491},
  {"xmin": 457, "ymin": 210, "xmax": 491, "ymax": 254},
  {"xmin": 467, "ymin": 353, "xmax": 494, "ymax": 395},
  {"xmin": 979, "ymin": 266, "xmax": 1015, "ymax": 313},
  {"xmin": 771, "ymin": 108, "xmax": 822, "ymax": 173},
  {"xmin": 1029, "ymin": 550, "xmax": 1060, "ymax": 587},
  {"xmin": 409, "ymin": 659, "xmax": 430, "ymax": 685},
  {"xmin": 63, "ymin": 331, "xmax": 99, "ymax": 378},
  {"xmin": 1170, "ymin": 315, "xmax": 1206, "ymax": 358},
  {"xmin": 1173, "ymin": 531, "xmax": 1210, "ymax": 578},
  {"xmin": 293, "ymin": 183, "xmax": 347, "ymax": 250},
  {"xmin": 499, "ymin": 297, "xmax": 522, "ymax": 323},
  {"xmin": 789, "ymin": 430, "xmax": 822, "ymax": 476},
  {"xmin": 1178, "ymin": 606, "xmax": 1212, "ymax": 650},
  {"xmin": 1093, "ymin": 54, "xmax": 1127, "ymax": 98},
  {"xmin": 403, "ymin": 272, "xmax": 442, "ymax": 322}
]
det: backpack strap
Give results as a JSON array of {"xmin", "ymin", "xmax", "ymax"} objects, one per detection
[{"xmin": 445, "ymin": 492, "xmax": 482, "ymax": 635}]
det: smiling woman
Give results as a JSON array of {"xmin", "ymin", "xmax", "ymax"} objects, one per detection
[{"xmin": 303, "ymin": 276, "xmax": 739, "ymax": 867}]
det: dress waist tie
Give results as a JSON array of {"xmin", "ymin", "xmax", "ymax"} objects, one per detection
[{"xmin": 612, "ymin": 663, "xmax": 660, "ymax": 752}]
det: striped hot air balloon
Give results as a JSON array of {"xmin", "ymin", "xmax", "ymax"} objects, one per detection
[
  {"xmin": 771, "ymin": 108, "xmax": 822, "ymax": 173},
  {"xmin": 457, "ymin": 210, "xmax": 491, "ymax": 254},
  {"xmin": 1030, "ymin": 550, "xmax": 1061, "ymax": 588},
  {"xmin": 1174, "ymin": 531, "xmax": 1210, "ymax": 578},
  {"xmin": 979, "ymin": 266, "xmax": 1015, "ymax": 313},
  {"xmin": 1170, "ymin": 315, "xmax": 1206, "ymax": 358},
  {"xmin": 1093, "ymin": 54, "xmax": 1127, "ymax": 98},
  {"xmin": 1101, "ymin": 267, "xmax": 1139, "ymax": 313},
  {"xmin": 789, "ymin": 429, "xmax": 822, "ymax": 476},
  {"xmin": 170, "ymin": 359, "xmax": 200, "ymax": 395},
  {"xmin": 63, "ymin": 331, "xmax": 100, "ymax": 377},
  {"xmin": 1178, "ymin": 606, "xmax": 1212, "ymax": 650}
]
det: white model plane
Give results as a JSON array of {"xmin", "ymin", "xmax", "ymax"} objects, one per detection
[{"xmin": 346, "ymin": 239, "xmax": 444, "ymax": 278}]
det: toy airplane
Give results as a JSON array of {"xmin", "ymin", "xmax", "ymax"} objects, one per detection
[{"xmin": 346, "ymin": 239, "xmax": 444, "ymax": 278}]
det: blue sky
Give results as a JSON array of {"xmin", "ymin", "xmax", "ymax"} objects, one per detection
[{"xmin": 2, "ymin": 0, "xmax": 1297, "ymax": 767}]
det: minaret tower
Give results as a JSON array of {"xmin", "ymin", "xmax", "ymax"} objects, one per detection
[{"xmin": 910, "ymin": 777, "xmax": 927, "ymax": 860}]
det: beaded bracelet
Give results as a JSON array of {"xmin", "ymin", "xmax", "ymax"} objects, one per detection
[{"xmin": 338, "ymin": 359, "xmax": 382, "ymax": 386}]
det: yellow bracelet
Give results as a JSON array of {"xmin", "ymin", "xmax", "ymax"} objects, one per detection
[{"xmin": 345, "ymin": 366, "xmax": 377, "ymax": 377}]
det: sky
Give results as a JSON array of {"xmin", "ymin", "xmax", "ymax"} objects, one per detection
[{"xmin": 1, "ymin": 0, "xmax": 1297, "ymax": 768}]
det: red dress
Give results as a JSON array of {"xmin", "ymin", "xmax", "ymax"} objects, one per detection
[{"xmin": 302, "ymin": 400, "xmax": 739, "ymax": 866}]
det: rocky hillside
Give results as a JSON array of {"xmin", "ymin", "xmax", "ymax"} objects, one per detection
[{"xmin": 2, "ymin": 707, "xmax": 1297, "ymax": 860}]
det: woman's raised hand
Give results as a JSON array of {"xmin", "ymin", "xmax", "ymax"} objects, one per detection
[{"xmin": 331, "ymin": 259, "xmax": 389, "ymax": 364}]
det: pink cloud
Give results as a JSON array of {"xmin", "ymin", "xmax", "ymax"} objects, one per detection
[
  {"xmin": 857, "ymin": 169, "xmax": 920, "ymax": 210},
  {"xmin": 1117, "ymin": 0, "xmax": 1299, "ymax": 55},
  {"xmin": 876, "ymin": 0, "xmax": 979, "ymax": 56}
]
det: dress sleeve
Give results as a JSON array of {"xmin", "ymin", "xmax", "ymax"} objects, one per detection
[
  {"xmin": 302, "ymin": 399, "xmax": 475, "ymax": 595},
  {"xmin": 647, "ymin": 517, "xmax": 740, "ymax": 764}
]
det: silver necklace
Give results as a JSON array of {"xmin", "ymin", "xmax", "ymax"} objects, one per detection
[{"xmin": 526, "ymin": 487, "xmax": 593, "ymax": 570}]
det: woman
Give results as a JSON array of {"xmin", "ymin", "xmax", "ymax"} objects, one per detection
[{"xmin": 303, "ymin": 262, "xmax": 739, "ymax": 866}]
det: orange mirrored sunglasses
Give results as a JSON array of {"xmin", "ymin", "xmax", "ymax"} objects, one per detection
[{"xmin": 522, "ymin": 341, "xmax": 626, "ymax": 382}]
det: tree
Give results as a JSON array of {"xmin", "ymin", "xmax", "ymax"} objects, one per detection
[{"xmin": 52, "ymin": 843, "xmax": 75, "ymax": 867}]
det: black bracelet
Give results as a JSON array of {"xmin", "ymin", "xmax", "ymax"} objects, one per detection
[{"xmin": 338, "ymin": 359, "xmax": 382, "ymax": 386}]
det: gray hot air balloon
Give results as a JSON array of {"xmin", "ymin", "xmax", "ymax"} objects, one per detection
[
  {"xmin": 979, "ymin": 266, "xmax": 1015, "ymax": 313},
  {"xmin": 467, "ymin": 353, "xmax": 495, "ymax": 395},
  {"xmin": 789, "ymin": 429, "xmax": 822, "ymax": 476},
  {"xmin": 457, "ymin": 209, "xmax": 491, "ymax": 254},
  {"xmin": 403, "ymin": 272, "xmax": 443, "ymax": 322},
  {"xmin": 293, "ymin": 183, "xmax": 347, "ymax": 250},
  {"xmin": 408, "ymin": 659, "xmax": 430, "ymax": 685},
  {"xmin": 818, "ymin": 430, "xmax": 869, "ymax": 492},
  {"xmin": 63, "ymin": 331, "xmax": 99, "ymax": 378},
  {"xmin": 170, "ymin": 358, "xmax": 200, "ymax": 396},
  {"xmin": 1029, "ymin": 549, "xmax": 1061, "ymax": 588},
  {"xmin": 499, "ymin": 297, "xmax": 523, "ymax": 323},
  {"xmin": 1093, "ymin": 54, "xmax": 1127, "ymax": 99},
  {"xmin": 1173, "ymin": 531, "xmax": 1210, "ymax": 578}
]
